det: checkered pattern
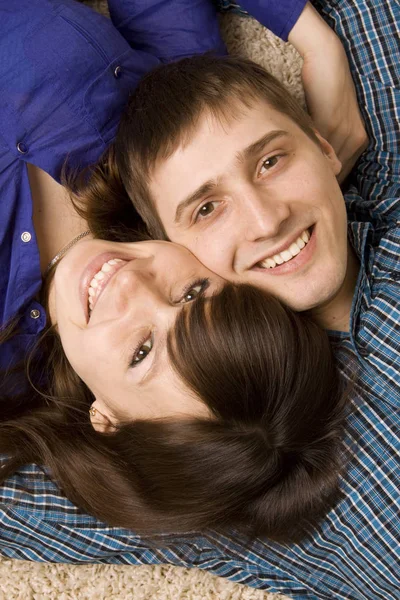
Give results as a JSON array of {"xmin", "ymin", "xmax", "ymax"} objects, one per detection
[{"xmin": 1, "ymin": 1, "xmax": 399, "ymax": 599}]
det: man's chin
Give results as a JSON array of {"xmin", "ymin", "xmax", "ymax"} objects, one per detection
[{"xmin": 279, "ymin": 283, "xmax": 342, "ymax": 315}]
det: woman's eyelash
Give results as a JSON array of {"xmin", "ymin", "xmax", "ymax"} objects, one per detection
[
  {"xmin": 128, "ymin": 279, "xmax": 209, "ymax": 368},
  {"xmin": 178, "ymin": 278, "xmax": 210, "ymax": 304},
  {"xmin": 129, "ymin": 333, "xmax": 153, "ymax": 368}
]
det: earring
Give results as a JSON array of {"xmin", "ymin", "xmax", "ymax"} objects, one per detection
[{"xmin": 89, "ymin": 405, "xmax": 97, "ymax": 418}]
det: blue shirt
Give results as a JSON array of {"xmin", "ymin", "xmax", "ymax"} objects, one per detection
[{"xmin": 3, "ymin": 1, "xmax": 399, "ymax": 600}]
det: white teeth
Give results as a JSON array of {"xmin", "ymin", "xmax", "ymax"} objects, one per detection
[
  {"xmin": 87, "ymin": 258, "xmax": 126, "ymax": 315},
  {"xmin": 301, "ymin": 230, "xmax": 310, "ymax": 243},
  {"xmin": 289, "ymin": 242, "xmax": 301, "ymax": 257},
  {"xmin": 265, "ymin": 258, "xmax": 276, "ymax": 268},
  {"xmin": 297, "ymin": 238, "xmax": 306, "ymax": 250},
  {"xmin": 280, "ymin": 249, "xmax": 292, "ymax": 261},
  {"xmin": 258, "ymin": 229, "xmax": 311, "ymax": 269},
  {"xmin": 273, "ymin": 254, "xmax": 284, "ymax": 265}
]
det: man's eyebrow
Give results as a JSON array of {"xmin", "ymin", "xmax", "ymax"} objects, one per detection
[
  {"xmin": 239, "ymin": 129, "xmax": 290, "ymax": 163},
  {"xmin": 174, "ymin": 181, "xmax": 217, "ymax": 225},
  {"xmin": 174, "ymin": 130, "xmax": 290, "ymax": 225}
]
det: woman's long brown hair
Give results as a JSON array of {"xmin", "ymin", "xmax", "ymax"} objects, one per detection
[{"xmin": 0, "ymin": 281, "xmax": 348, "ymax": 544}]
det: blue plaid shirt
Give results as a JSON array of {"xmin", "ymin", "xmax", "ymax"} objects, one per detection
[{"xmin": 1, "ymin": 1, "xmax": 399, "ymax": 599}]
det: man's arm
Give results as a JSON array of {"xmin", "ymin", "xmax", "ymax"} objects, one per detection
[
  {"xmin": 237, "ymin": 0, "xmax": 367, "ymax": 183},
  {"xmin": 311, "ymin": 0, "xmax": 400, "ymax": 223},
  {"xmin": 288, "ymin": 2, "xmax": 367, "ymax": 183}
]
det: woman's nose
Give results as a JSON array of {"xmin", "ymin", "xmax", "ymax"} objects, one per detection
[{"xmin": 113, "ymin": 256, "xmax": 170, "ymax": 311}]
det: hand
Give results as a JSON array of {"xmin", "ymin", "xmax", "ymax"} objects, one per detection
[
  {"xmin": 289, "ymin": 3, "xmax": 368, "ymax": 183},
  {"xmin": 301, "ymin": 41, "xmax": 368, "ymax": 183}
]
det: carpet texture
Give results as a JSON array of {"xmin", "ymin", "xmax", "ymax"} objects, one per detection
[{"xmin": 0, "ymin": 4, "xmax": 303, "ymax": 599}]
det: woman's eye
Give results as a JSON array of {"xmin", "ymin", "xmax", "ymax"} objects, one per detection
[
  {"xmin": 130, "ymin": 337, "xmax": 153, "ymax": 367},
  {"xmin": 179, "ymin": 279, "xmax": 209, "ymax": 304},
  {"xmin": 259, "ymin": 155, "xmax": 280, "ymax": 175}
]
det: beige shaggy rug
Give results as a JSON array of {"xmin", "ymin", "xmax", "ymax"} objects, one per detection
[{"xmin": 0, "ymin": 3, "xmax": 304, "ymax": 599}]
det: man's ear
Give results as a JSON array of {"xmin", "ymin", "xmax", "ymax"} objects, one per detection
[
  {"xmin": 89, "ymin": 400, "xmax": 116, "ymax": 433},
  {"xmin": 313, "ymin": 130, "xmax": 342, "ymax": 176}
]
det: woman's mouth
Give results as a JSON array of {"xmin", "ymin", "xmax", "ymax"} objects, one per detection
[{"xmin": 87, "ymin": 258, "xmax": 127, "ymax": 315}]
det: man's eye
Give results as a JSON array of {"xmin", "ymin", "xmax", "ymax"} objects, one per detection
[
  {"xmin": 179, "ymin": 278, "xmax": 210, "ymax": 304},
  {"xmin": 130, "ymin": 336, "xmax": 153, "ymax": 367},
  {"xmin": 259, "ymin": 155, "xmax": 280, "ymax": 175},
  {"xmin": 195, "ymin": 201, "xmax": 217, "ymax": 221}
]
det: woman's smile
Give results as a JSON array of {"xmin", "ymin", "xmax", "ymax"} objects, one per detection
[
  {"xmin": 87, "ymin": 258, "xmax": 127, "ymax": 316},
  {"xmin": 79, "ymin": 250, "xmax": 133, "ymax": 323}
]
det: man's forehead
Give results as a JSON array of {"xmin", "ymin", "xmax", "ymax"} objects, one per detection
[
  {"xmin": 149, "ymin": 98, "xmax": 301, "ymax": 213},
  {"xmin": 155, "ymin": 103, "xmax": 295, "ymax": 175},
  {"xmin": 197, "ymin": 97, "xmax": 295, "ymax": 138}
]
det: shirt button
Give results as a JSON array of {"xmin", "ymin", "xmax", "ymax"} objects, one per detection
[
  {"xmin": 114, "ymin": 65, "xmax": 122, "ymax": 79},
  {"xmin": 30, "ymin": 309, "xmax": 41, "ymax": 320},
  {"xmin": 17, "ymin": 142, "xmax": 28, "ymax": 154},
  {"xmin": 21, "ymin": 231, "xmax": 32, "ymax": 243}
]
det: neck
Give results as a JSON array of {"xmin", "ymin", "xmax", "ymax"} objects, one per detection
[
  {"xmin": 28, "ymin": 163, "xmax": 89, "ymax": 275},
  {"xmin": 310, "ymin": 244, "xmax": 360, "ymax": 332}
]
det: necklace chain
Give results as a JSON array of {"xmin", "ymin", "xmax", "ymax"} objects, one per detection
[{"xmin": 44, "ymin": 230, "xmax": 91, "ymax": 277}]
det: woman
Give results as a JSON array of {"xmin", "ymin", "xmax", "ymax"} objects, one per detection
[
  {"xmin": 1, "ymin": 0, "xmax": 359, "ymax": 564},
  {"xmin": 1, "ymin": 156, "xmax": 347, "ymax": 543}
]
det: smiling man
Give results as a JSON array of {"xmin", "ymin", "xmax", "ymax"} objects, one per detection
[{"xmin": 116, "ymin": 54, "xmax": 362, "ymax": 331}]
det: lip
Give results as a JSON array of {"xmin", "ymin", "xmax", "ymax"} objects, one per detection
[
  {"xmin": 252, "ymin": 225, "xmax": 316, "ymax": 276},
  {"xmin": 80, "ymin": 252, "xmax": 131, "ymax": 323}
]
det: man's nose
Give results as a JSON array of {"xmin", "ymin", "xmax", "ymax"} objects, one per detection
[{"xmin": 239, "ymin": 186, "xmax": 290, "ymax": 242}]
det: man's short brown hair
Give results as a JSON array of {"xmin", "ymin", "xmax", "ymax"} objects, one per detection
[{"xmin": 115, "ymin": 54, "xmax": 320, "ymax": 238}]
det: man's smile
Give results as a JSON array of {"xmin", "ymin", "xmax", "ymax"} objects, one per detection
[{"xmin": 250, "ymin": 225, "xmax": 317, "ymax": 276}]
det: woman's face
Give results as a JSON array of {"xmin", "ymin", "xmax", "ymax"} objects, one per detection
[{"xmin": 51, "ymin": 239, "xmax": 224, "ymax": 427}]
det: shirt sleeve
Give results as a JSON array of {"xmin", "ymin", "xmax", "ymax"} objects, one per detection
[
  {"xmin": 232, "ymin": 0, "xmax": 308, "ymax": 41},
  {"xmin": 107, "ymin": 0, "xmax": 227, "ymax": 62},
  {"xmin": 311, "ymin": 0, "xmax": 400, "ymax": 224}
]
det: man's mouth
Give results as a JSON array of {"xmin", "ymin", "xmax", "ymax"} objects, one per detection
[{"xmin": 256, "ymin": 228, "xmax": 311, "ymax": 269}]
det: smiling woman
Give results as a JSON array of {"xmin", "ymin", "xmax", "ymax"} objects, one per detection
[
  {"xmin": 0, "ymin": 228, "xmax": 347, "ymax": 542},
  {"xmin": 50, "ymin": 237, "xmax": 225, "ymax": 425}
]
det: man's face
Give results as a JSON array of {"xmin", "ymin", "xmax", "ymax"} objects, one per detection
[{"xmin": 150, "ymin": 99, "xmax": 349, "ymax": 312}]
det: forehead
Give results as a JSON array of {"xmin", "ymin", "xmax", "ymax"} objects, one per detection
[{"xmin": 150, "ymin": 99, "xmax": 301, "ymax": 192}]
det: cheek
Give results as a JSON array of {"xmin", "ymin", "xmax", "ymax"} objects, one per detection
[
  {"xmin": 57, "ymin": 324, "xmax": 104, "ymax": 387},
  {"xmin": 181, "ymin": 227, "xmax": 236, "ymax": 272}
]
